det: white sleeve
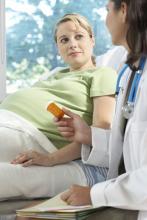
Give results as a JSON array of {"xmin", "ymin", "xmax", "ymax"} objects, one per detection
[
  {"xmin": 81, "ymin": 126, "xmax": 110, "ymax": 167},
  {"xmin": 96, "ymin": 46, "xmax": 127, "ymax": 72},
  {"xmin": 91, "ymin": 167, "xmax": 147, "ymax": 211},
  {"xmin": 90, "ymin": 124, "xmax": 147, "ymax": 211}
]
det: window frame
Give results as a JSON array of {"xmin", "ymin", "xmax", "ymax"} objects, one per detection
[{"xmin": 0, "ymin": 0, "xmax": 6, "ymax": 101}]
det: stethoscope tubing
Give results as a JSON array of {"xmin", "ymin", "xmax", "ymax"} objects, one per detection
[{"xmin": 116, "ymin": 56, "xmax": 146, "ymax": 119}]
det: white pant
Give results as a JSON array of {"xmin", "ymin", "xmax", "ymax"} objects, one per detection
[{"xmin": 0, "ymin": 110, "xmax": 87, "ymax": 199}]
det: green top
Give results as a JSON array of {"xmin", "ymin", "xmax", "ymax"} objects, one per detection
[{"xmin": 0, "ymin": 67, "xmax": 117, "ymax": 148}]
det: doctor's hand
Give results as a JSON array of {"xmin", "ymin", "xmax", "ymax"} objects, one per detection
[
  {"xmin": 61, "ymin": 185, "xmax": 92, "ymax": 206},
  {"xmin": 11, "ymin": 150, "xmax": 54, "ymax": 167},
  {"xmin": 54, "ymin": 108, "xmax": 92, "ymax": 145}
]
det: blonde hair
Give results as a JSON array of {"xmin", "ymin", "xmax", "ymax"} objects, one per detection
[{"xmin": 54, "ymin": 13, "xmax": 96, "ymax": 65}]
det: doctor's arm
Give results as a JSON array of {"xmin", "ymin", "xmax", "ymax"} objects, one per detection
[
  {"xmin": 62, "ymin": 124, "xmax": 147, "ymax": 209},
  {"xmin": 50, "ymin": 95, "xmax": 115, "ymax": 166},
  {"xmin": 54, "ymin": 95, "xmax": 115, "ymax": 167},
  {"xmin": 61, "ymin": 165, "xmax": 147, "ymax": 208},
  {"xmin": 42, "ymin": 95, "xmax": 115, "ymax": 167},
  {"xmin": 56, "ymin": 95, "xmax": 115, "ymax": 143}
]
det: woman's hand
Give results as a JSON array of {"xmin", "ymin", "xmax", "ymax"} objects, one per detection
[
  {"xmin": 55, "ymin": 108, "xmax": 92, "ymax": 145},
  {"xmin": 11, "ymin": 150, "xmax": 53, "ymax": 167},
  {"xmin": 61, "ymin": 185, "xmax": 92, "ymax": 206}
]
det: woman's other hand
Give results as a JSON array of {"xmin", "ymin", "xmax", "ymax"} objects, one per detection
[
  {"xmin": 11, "ymin": 150, "xmax": 53, "ymax": 167},
  {"xmin": 54, "ymin": 108, "xmax": 92, "ymax": 145},
  {"xmin": 61, "ymin": 185, "xmax": 91, "ymax": 206}
]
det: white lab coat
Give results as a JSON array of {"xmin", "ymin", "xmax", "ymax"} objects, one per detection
[
  {"xmin": 96, "ymin": 46, "xmax": 127, "ymax": 72},
  {"xmin": 82, "ymin": 61, "xmax": 147, "ymax": 220}
]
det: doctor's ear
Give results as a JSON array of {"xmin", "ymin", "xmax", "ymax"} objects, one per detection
[{"xmin": 120, "ymin": 2, "xmax": 128, "ymax": 23}]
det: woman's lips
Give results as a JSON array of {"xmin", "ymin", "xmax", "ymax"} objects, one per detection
[{"xmin": 68, "ymin": 52, "xmax": 82, "ymax": 56}]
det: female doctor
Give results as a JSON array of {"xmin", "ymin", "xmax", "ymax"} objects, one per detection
[{"xmin": 56, "ymin": 0, "xmax": 147, "ymax": 219}]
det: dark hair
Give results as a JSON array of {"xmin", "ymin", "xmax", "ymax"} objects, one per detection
[{"xmin": 111, "ymin": 0, "xmax": 147, "ymax": 65}]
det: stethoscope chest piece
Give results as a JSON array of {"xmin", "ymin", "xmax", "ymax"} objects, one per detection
[{"xmin": 122, "ymin": 102, "xmax": 134, "ymax": 119}]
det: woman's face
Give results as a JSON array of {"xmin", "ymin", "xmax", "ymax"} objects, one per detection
[
  {"xmin": 56, "ymin": 21, "xmax": 95, "ymax": 71},
  {"xmin": 106, "ymin": 0, "xmax": 128, "ymax": 47}
]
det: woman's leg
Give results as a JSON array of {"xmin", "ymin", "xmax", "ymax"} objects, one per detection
[
  {"xmin": 0, "ymin": 111, "xmax": 87, "ymax": 199},
  {"xmin": 0, "ymin": 161, "xmax": 87, "ymax": 199}
]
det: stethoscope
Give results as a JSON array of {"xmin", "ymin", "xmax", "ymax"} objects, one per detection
[{"xmin": 116, "ymin": 56, "xmax": 146, "ymax": 119}]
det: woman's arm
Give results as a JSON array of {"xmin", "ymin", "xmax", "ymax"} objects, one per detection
[
  {"xmin": 81, "ymin": 95, "xmax": 115, "ymax": 167},
  {"xmin": 56, "ymin": 95, "xmax": 115, "ymax": 143},
  {"xmin": 11, "ymin": 142, "xmax": 81, "ymax": 167},
  {"xmin": 92, "ymin": 95, "xmax": 115, "ymax": 129},
  {"xmin": 11, "ymin": 95, "xmax": 115, "ymax": 167}
]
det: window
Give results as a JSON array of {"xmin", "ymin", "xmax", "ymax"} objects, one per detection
[
  {"xmin": 4, "ymin": 0, "xmax": 112, "ymax": 94},
  {"xmin": 0, "ymin": 0, "xmax": 6, "ymax": 101}
]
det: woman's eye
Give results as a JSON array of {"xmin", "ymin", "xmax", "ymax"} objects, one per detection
[
  {"xmin": 75, "ymin": 34, "xmax": 84, "ymax": 40},
  {"xmin": 60, "ymin": 38, "xmax": 69, "ymax": 44}
]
